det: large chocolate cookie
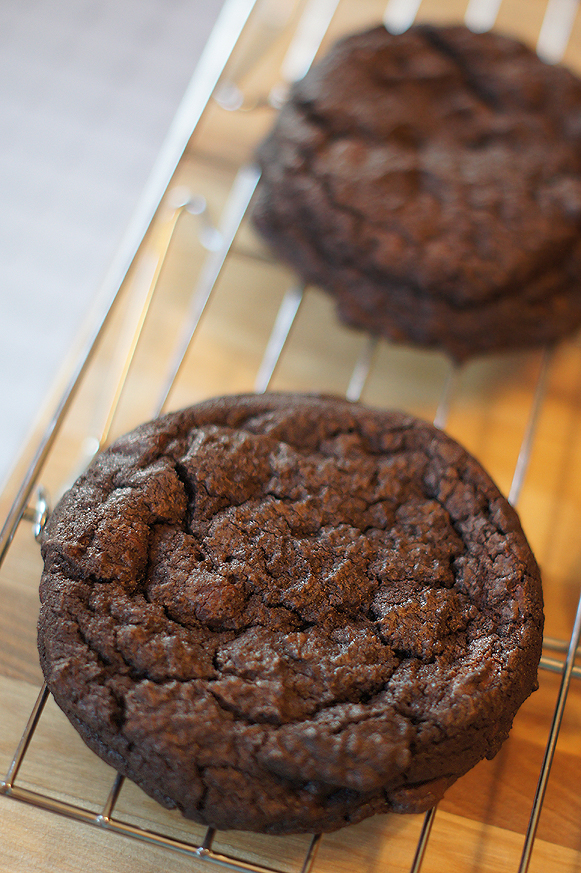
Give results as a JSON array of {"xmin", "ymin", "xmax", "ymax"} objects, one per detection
[
  {"xmin": 38, "ymin": 393, "xmax": 543, "ymax": 833},
  {"xmin": 253, "ymin": 24, "xmax": 581, "ymax": 360}
]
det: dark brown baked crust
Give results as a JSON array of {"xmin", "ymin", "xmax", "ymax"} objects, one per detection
[
  {"xmin": 38, "ymin": 393, "xmax": 543, "ymax": 833},
  {"xmin": 253, "ymin": 24, "xmax": 581, "ymax": 360}
]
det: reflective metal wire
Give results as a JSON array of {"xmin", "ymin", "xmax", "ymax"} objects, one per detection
[
  {"xmin": 156, "ymin": 163, "xmax": 261, "ymax": 415},
  {"xmin": 254, "ymin": 283, "xmax": 304, "ymax": 392},
  {"xmin": 508, "ymin": 347, "xmax": 554, "ymax": 507},
  {"xmin": 345, "ymin": 335, "xmax": 378, "ymax": 402},
  {"xmin": 518, "ymin": 590, "xmax": 581, "ymax": 873}
]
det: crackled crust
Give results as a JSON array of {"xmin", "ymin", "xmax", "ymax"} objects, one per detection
[
  {"xmin": 37, "ymin": 393, "xmax": 543, "ymax": 833},
  {"xmin": 253, "ymin": 24, "xmax": 581, "ymax": 360}
]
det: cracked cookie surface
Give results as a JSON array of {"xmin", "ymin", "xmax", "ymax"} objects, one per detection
[
  {"xmin": 253, "ymin": 24, "xmax": 581, "ymax": 360},
  {"xmin": 37, "ymin": 393, "xmax": 543, "ymax": 833}
]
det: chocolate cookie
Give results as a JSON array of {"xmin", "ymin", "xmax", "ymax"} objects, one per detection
[
  {"xmin": 253, "ymin": 24, "xmax": 581, "ymax": 360},
  {"xmin": 37, "ymin": 393, "xmax": 543, "ymax": 833}
]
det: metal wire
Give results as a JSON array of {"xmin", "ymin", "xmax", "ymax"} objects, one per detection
[
  {"xmin": 508, "ymin": 347, "xmax": 555, "ymax": 507},
  {"xmin": 156, "ymin": 163, "xmax": 261, "ymax": 415},
  {"xmin": 409, "ymin": 807, "xmax": 438, "ymax": 873},
  {"xmin": 518, "ymin": 588, "xmax": 581, "ymax": 873},
  {"xmin": 1, "ymin": 683, "xmax": 50, "ymax": 792},
  {"xmin": 537, "ymin": 0, "xmax": 580, "ymax": 62},
  {"xmin": 345, "ymin": 335, "xmax": 378, "ymax": 402},
  {"xmin": 432, "ymin": 363, "xmax": 460, "ymax": 431},
  {"xmin": 254, "ymin": 283, "xmax": 304, "ymax": 392}
]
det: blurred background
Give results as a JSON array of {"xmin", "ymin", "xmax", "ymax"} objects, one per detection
[{"xmin": 0, "ymin": 0, "xmax": 225, "ymax": 490}]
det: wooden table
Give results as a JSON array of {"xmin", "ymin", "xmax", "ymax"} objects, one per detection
[{"xmin": 2, "ymin": 1, "xmax": 581, "ymax": 870}]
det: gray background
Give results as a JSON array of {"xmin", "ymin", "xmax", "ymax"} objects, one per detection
[{"xmin": 0, "ymin": 0, "xmax": 225, "ymax": 489}]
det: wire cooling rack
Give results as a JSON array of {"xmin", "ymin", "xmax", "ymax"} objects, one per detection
[{"xmin": 1, "ymin": 0, "xmax": 581, "ymax": 871}]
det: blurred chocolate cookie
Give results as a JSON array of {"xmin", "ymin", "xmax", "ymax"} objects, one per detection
[{"xmin": 253, "ymin": 24, "xmax": 581, "ymax": 360}]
